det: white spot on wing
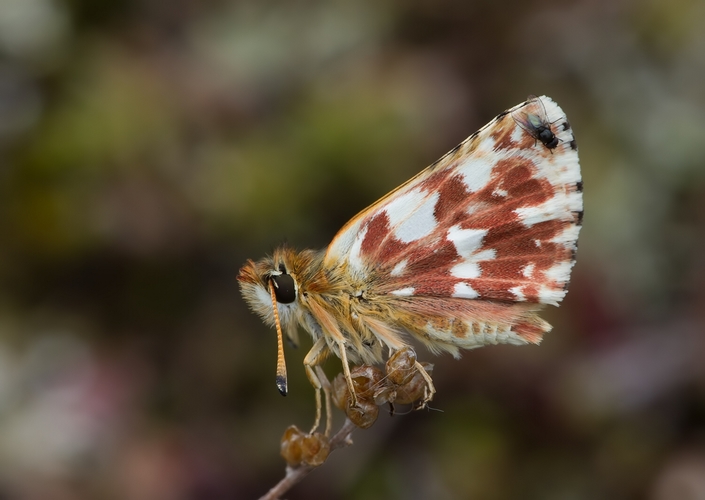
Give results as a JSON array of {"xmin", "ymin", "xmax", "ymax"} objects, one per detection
[
  {"xmin": 544, "ymin": 260, "xmax": 573, "ymax": 283},
  {"xmin": 522, "ymin": 263, "xmax": 535, "ymax": 278},
  {"xmin": 510, "ymin": 122, "xmax": 525, "ymax": 142},
  {"xmin": 325, "ymin": 218, "xmax": 362, "ymax": 264},
  {"xmin": 538, "ymin": 285, "xmax": 565, "ymax": 306},
  {"xmin": 473, "ymin": 249, "xmax": 496, "ymax": 261},
  {"xmin": 510, "ymin": 286, "xmax": 526, "ymax": 301},
  {"xmin": 347, "ymin": 224, "xmax": 368, "ymax": 273},
  {"xmin": 551, "ymin": 224, "xmax": 581, "ymax": 248},
  {"xmin": 390, "ymin": 287, "xmax": 415, "ymax": 296},
  {"xmin": 514, "ymin": 192, "xmax": 582, "ymax": 227},
  {"xmin": 447, "ymin": 225, "xmax": 487, "ymax": 255},
  {"xmin": 452, "ymin": 282, "xmax": 479, "ymax": 299},
  {"xmin": 451, "ymin": 262, "xmax": 481, "ymax": 279},
  {"xmin": 390, "ymin": 259, "xmax": 408, "ymax": 277},
  {"xmin": 384, "ymin": 189, "xmax": 439, "ymax": 243},
  {"xmin": 447, "ymin": 225, "xmax": 495, "ymax": 278},
  {"xmin": 457, "ymin": 157, "xmax": 494, "ymax": 193},
  {"xmin": 476, "ymin": 135, "xmax": 497, "ymax": 154}
]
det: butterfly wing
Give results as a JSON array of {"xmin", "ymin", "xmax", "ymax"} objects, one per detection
[{"xmin": 323, "ymin": 96, "xmax": 582, "ymax": 354}]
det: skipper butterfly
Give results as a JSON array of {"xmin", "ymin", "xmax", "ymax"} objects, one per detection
[{"xmin": 238, "ymin": 95, "xmax": 582, "ymax": 434}]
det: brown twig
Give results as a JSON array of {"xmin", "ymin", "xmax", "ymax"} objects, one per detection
[{"xmin": 258, "ymin": 418, "xmax": 357, "ymax": 500}]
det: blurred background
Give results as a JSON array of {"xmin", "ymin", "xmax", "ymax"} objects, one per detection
[{"xmin": 0, "ymin": 0, "xmax": 704, "ymax": 498}]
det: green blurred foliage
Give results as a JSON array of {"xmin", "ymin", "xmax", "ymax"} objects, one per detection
[{"xmin": 0, "ymin": 0, "xmax": 704, "ymax": 499}]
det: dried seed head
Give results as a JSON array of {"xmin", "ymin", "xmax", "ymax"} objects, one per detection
[
  {"xmin": 280, "ymin": 425, "xmax": 331, "ymax": 466},
  {"xmin": 333, "ymin": 366, "xmax": 385, "ymax": 410},
  {"xmin": 280, "ymin": 425, "xmax": 305, "ymax": 466},
  {"xmin": 333, "ymin": 359, "xmax": 433, "ymax": 429},
  {"xmin": 393, "ymin": 362, "xmax": 434, "ymax": 405},
  {"xmin": 331, "ymin": 373, "xmax": 351, "ymax": 410},
  {"xmin": 301, "ymin": 432, "xmax": 330, "ymax": 466},
  {"xmin": 346, "ymin": 397, "xmax": 379, "ymax": 429},
  {"xmin": 372, "ymin": 384, "xmax": 393, "ymax": 406},
  {"xmin": 351, "ymin": 365, "xmax": 385, "ymax": 400},
  {"xmin": 386, "ymin": 347, "xmax": 417, "ymax": 386}
]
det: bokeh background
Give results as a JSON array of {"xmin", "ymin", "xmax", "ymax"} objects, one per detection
[{"xmin": 1, "ymin": 0, "xmax": 704, "ymax": 498}]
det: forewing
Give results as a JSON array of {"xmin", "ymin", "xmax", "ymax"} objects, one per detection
[{"xmin": 324, "ymin": 95, "xmax": 582, "ymax": 307}]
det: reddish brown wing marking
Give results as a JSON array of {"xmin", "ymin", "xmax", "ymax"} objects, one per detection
[
  {"xmin": 376, "ymin": 158, "xmax": 569, "ymax": 301},
  {"xmin": 326, "ymin": 96, "xmax": 582, "ymax": 307}
]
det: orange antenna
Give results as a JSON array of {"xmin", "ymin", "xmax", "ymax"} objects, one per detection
[{"xmin": 269, "ymin": 279, "xmax": 288, "ymax": 396}]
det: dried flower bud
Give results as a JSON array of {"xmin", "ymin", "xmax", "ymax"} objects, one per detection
[
  {"xmin": 331, "ymin": 360, "xmax": 431, "ymax": 430},
  {"xmin": 301, "ymin": 432, "xmax": 330, "ymax": 466},
  {"xmin": 331, "ymin": 373, "xmax": 350, "ymax": 410},
  {"xmin": 280, "ymin": 425, "xmax": 305, "ymax": 466},
  {"xmin": 350, "ymin": 365, "xmax": 385, "ymax": 400},
  {"xmin": 394, "ymin": 362, "xmax": 434, "ymax": 405},
  {"xmin": 333, "ymin": 365, "xmax": 384, "ymax": 410},
  {"xmin": 372, "ymin": 384, "xmax": 393, "ymax": 406},
  {"xmin": 346, "ymin": 397, "xmax": 379, "ymax": 429},
  {"xmin": 280, "ymin": 426, "xmax": 331, "ymax": 466},
  {"xmin": 386, "ymin": 347, "xmax": 418, "ymax": 385}
]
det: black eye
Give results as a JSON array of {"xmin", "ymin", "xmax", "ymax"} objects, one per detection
[{"xmin": 271, "ymin": 273, "xmax": 296, "ymax": 304}]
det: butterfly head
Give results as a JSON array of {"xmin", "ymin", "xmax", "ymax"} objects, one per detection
[{"xmin": 238, "ymin": 249, "xmax": 307, "ymax": 396}]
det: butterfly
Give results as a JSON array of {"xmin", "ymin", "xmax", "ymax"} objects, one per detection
[{"xmin": 238, "ymin": 95, "xmax": 583, "ymax": 435}]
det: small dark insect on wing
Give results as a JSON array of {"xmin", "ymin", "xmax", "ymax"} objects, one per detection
[{"xmin": 511, "ymin": 96, "xmax": 559, "ymax": 150}]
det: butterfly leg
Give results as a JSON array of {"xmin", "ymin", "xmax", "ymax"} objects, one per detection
[
  {"xmin": 335, "ymin": 340, "xmax": 359, "ymax": 409},
  {"xmin": 414, "ymin": 361, "xmax": 435, "ymax": 407},
  {"xmin": 303, "ymin": 338, "xmax": 332, "ymax": 435},
  {"xmin": 314, "ymin": 365, "xmax": 334, "ymax": 436}
]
